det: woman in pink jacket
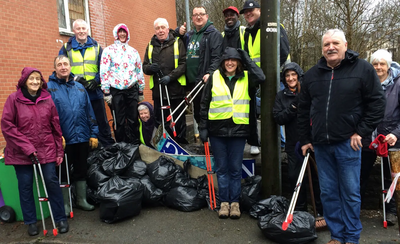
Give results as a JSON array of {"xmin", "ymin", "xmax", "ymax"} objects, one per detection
[{"xmin": 1, "ymin": 67, "xmax": 68, "ymax": 236}]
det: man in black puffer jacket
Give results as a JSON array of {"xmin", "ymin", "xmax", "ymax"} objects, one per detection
[{"xmin": 298, "ymin": 29, "xmax": 385, "ymax": 244}]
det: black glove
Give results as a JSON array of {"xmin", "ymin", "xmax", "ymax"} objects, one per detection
[
  {"xmin": 150, "ymin": 63, "xmax": 160, "ymax": 73},
  {"xmin": 290, "ymin": 96, "xmax": 299, "ymax": 110},
  {"xmin": 75, "ymin": 76, "xmax": 89, "ymax": 88},
  {"xmin": 236, "ymin": 48, "xmax": 253, "ymax": 67},
  {"xmin": 29, "ymin": 152, "xmax": 37, "ymax": 164},
  {"xmin": 86, "ymin": 79, "xmax": 98, "ymax": 91},
  {"xmin": 159, "ymin": 76, "xmax": 171, "ymax": 85},
  {"xmin": 199, "ymin": 129, "xmax": 208, "ymax": 143}
]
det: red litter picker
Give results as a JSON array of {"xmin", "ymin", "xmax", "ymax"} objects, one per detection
[{"xmin": 204, "ymin": 142, "xmax": 216, "ymax": 210}]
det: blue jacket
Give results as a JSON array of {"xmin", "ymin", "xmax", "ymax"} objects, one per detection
[
  {"xmin": 59, "ymin": 36, "xmax": 104, "ymax": 101},
  {"xmin": 47, "ymin": 72, "xmax": 99, "ymax": 145}
]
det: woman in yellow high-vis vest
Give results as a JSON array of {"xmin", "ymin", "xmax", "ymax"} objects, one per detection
[{"xmin": 199, "ymin": 47, "xmax": 265, "ymax": 219}]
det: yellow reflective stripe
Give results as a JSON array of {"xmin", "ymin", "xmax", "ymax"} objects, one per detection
[
  {"xmin": 209, "ymin": 107, "xmax": 233, "ymax": 113},
  {"xmin": 139, "ymin": 119, "xmax": 145, "ymax": 145},
  {"xmin": 233, "ymin": 99, "xmax": 249, "ymax": 105},
  {"xmin": 211, "ymin": 95, "xmax": 230, "ymax": 102},
  {"xmin": 233, "ymin": 112, "xmax": 249, "ymax": 118}
]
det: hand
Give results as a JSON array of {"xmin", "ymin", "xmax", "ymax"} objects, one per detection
[
  {"xmin": 159, "ymin": 76, "xmax": 171, "ymax": 85},
  {"xmin": 236, "ymin": 48, "xmax": 253, "ymax": 65},
  {"xmin": 89, "ymin": 138, "xmax": 98, "ymax": 149},
  {"xmin": 139, "ymin": 95, "xmax": 144, "ymax": 102},
  {"xmin": 202, "ymin": 74, "xmax": 210, "ymax": 83},
  {"xmin": 56, "ymin": 157, "xmax": 63, "ymax": 166},
  {"xmin": 301, "ymin": 143, "xmax": 314, "ymax": 156},
  {"xmin": 179, "ymin": 22, "xmax": 187, "ymax": 35},
  {"xmin": 104, "ymin": 94, "xmax": 112, "ymax": 106},
  {"xmin": 75, "ymin": 76, "xmax": 89, "ymax": 88},
  {"xmin": 86, "ymin": 79, "xmax": 98, "ymax": 91},
  {"xmin": 350, "ymin": 133, "xmax": 362, "ymax": 151},
  {"xmin": 199, "ymin": 129, "xmax": 208, "ymax": 143},
  {"xmin": 150, "ymin": 63, "xmax": 160, "ymax": 73},
  {"xmin": 29, "ymin": 152, "xmax": 38, "ymax": 163},
  {"xmin": 62, "ymin": 136, "xmax": 66, "ymax": 150},
  {"xmin": 290, "ymin": 96, "xmax": 299, "ymax": 110},
  {"xmin": 384, "ymin": 133, "xmax": 398, "ymax": 147}
]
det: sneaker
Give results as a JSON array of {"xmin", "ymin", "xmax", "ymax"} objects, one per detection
[
  {"xmin": 28, "ymin": 223, "xmax": 38, "ymax": 236},
  {"xmin": 230, "ymin": 202, "xmax": 241, "ymax": 219},
  {"xmin": 250, "ymin": 146, "xmax": 260, "ymax": 155},
  {"xmin": 219, "ymin": 202, "xmax": 230, "ymax": 219},
  {"xmin": 386, "ymin": 213, "xmax": 397, "ymax": 226},
  {"xmin": 327, "ymin": 240, "xmax": 342, "ymax": 244}
]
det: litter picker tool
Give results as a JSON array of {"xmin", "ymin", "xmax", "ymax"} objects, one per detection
[
  {"xmin": 167, "ymin": 80, "xmax": 204, "ymax": 124},
  {"xmin": 59, "ymin": 153, "xmax": 73, "ymax": 218},
  {"xmin": 158, "ymin": 76, "xmax": 167, "ymax": 139},
  {"xmin": 282, "ymin": 149, "xmax": 311, "ymax": 231},
  {"xmin": 31, "ymin": 155, "xmax": 58, "ymax": 236},
  {"xmin": 158, "ymin": 70, "xmax": 177, "ymax": 137},
  {"xmin": 204, "ymin": 142, "xmax": 216, "ymax": 210},
  {"xmin": 380, "ymin": 155, "xmax": 392, "ymax": 228}
]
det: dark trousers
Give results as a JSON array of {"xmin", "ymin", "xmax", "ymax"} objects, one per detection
[
  {"xmin": 154, "ymin": 97, "xmax": 187, "ymax": 144},
  {"xmin": 14, "ymin": 163, "xmax": 66, "ymax": 224},
  {"xmin": 247, "ymin": 87, "xmax": 260, "ymax": 146},
  {"xmin": 61, "ymin": 142, "xmax": 90, "ymax": 182},
  {"xmin": 90, "ymin": 98, "xmax": 115, "ymax": 147},
  {"xmin": 360, "ymin": 150, "xmax": 396, "ymax": 213},
  {"xmin": 110, "ymin": 86, "xmax": 139, "ymax": 144}
]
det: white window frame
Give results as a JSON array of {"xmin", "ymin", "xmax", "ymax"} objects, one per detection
[{"xmin": 58, "ymin": 0, "xmax": 91, "ymax": 36}]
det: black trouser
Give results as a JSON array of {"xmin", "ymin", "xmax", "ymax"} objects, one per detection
[
  {"xmin": 90, "ymin": 98, "xmax": 115, "ymax": 147},
  {"xmin": 110, "ymin": 86, "xmax": 139, "ymax": 144},
  {"xmin": 247, "ymin": 87, "xmax": 260, "ymax": 146},
  {"xmin": 60, "ymin": 142, "xmax": 90, "ymax": 182},
  {"xmin": 287, "ymin": 148, "xmax": 323, "ymax": 215},
  {"xmin": 360, "ymin": 150, "xmax": 396, "ymax": 214},
  {"xmin": 154, "ymin": 97, "xmax": 187, "ymax": 144}
]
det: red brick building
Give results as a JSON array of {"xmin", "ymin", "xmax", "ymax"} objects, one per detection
[{"xmin": 0, "ymin": 0, "xmax": 178, "ymax": 148}]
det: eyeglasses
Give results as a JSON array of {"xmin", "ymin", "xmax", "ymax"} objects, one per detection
[{"xmin": 192, "ymin": 13, "xmax": 207, "ymax": 18}]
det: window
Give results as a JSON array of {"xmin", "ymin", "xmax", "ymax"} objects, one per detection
[{"xmin": 57, "ymin": 0, "xmax": 91, "ymax": 35}]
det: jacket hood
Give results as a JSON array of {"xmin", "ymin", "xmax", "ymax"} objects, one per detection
[
  {"xmin": 221, "ymin": 47, "xmax": 242, "ymax": 62},
  {"xmin": 17, "ymin": 67, "xmax": 47, "ymax": 90},
  {"xmin": 390, "ymin": 61, "xmax": 400, "ymax": 80},
  {"xmin": 113, "ymin": 23, "xmax": 130, "ymax": 44},
  {"xmin": 138, "ymin": 101, "xmax": 154, "ymax": 118},
  {"xmin": 281, "ymin": 62, "xmax": 304, "ymax": 86}
]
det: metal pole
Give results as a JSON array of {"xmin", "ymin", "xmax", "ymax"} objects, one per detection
[
  {"xmin": 260, "ymin": 0, "xmax": 281, "ymax": 197},
  {"xmin": 185, "ymin": 0, "xmax": 191, "ymax": 32}
]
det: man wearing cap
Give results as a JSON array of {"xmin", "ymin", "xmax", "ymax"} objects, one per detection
[
  {"xmin": 59, "ymin": 19, "xmax": 115, "ymax": 147},
  {"xmin": 177, "ymin": 6, "xmax": 223, "ymax": 127}
]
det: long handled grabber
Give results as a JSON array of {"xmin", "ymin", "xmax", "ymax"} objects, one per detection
[
  {"xmin": 31, "ymin": 156, "xmax": 58, "ymax": 236},
  {"xmin": 282, "ymin": 149, "xmax": 311, "ymax": 231},
  {"xmin": 59, "ymin": 153, "xmax": 73, "ymax": 218},
  {"xmin": 159, "ymin": 83, "xmax": 168, "ymax": 139},
  {"xmin": 381, "ymin": 156, "xmax": 389, "ymax": 228},
  {"xmin": 163, "ymin": 84, "xmax": 177, "ymax": 137},
  {"xmin": 167, "ymin": 80, "xmax": 204, "ymax": 124},
  {"xmin": 204, "ymin": 142, "xmax": 216, "ymax": 210}
]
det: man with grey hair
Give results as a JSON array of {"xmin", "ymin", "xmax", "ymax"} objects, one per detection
[
  {"xmin": 59, "ymin": 19, "xmax": 114, "ymax": 147},
  {"xmin": 298, "ymin": 29, "xmax": 385, "ymax": 244},
  {"xmin": 143, "ymin": 18, "xmax": 188, "ymax": 144}
]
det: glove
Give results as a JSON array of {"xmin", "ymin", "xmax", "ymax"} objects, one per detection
[
  {"xmin": 199, "ymin": 129, "xmax": 208, "ymax": 143},
  {"xmin": 75, "ymin": 76, "xmax": 89, "ymax": 88},
  {"xmin": 29, "ymin": 152, "xmax": 38, "ymax": 163},
  {"xmin": 89, "ymin": 138, "xmax": 98, "ymax": 149},
  {"xmin": 86, "ymin": 79, "xmax": 98, "ymax": 91},
  {"xmin": 104, "ymin": 94, "xmax": 112, "ymax": 106},
  {"xmin": 236, "ymin": 48, "xmax": 253, "ymax": 67},
  {"xmin": 159, "ymin": 76, "xmax": 171, "ymax": 85},
  {"xmin": 290, "ymin": 96, "xmax": 299, "ymax": 110},
  {"xmin": 56, "ymin": 157, "xmax": 63, "ymax": 166},
  {"xmin": 62, "ymin": 136, "xmax": 66, "ymax": 150},
  {"xmin": 138, "ymin": 92, "xmax": 144, "ymax": 102},
  {"xmin": 150, "ymin": 63, "xmax": 160, "ymax": 73}
]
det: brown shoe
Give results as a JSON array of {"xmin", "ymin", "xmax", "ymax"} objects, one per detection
[
  {"xmin": 219, "ymin": 202, "xmax": 229, "ymax": 219},
  {"xmin": 327, "ymin": 239, "xmax": 342, "ymax": 244},
  {"xmin": 230, "ymin": 202, "xmax": 241, "ymax": 219}
]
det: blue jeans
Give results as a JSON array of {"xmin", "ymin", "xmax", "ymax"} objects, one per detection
[
  {"xmin": 14, "ymin": 163, "xmax": 66, "ymax": 224},
  {"xmin": 209, "ymin": 136, "xmax": 246, "ymax": 203},
  {"xmin": 314, "ymin": 139, "xmax": 362, "ymax": 244}
]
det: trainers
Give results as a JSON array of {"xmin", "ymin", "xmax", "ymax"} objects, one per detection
[
  {"xmin": 219, "ymin": 202, "xmax": 230, "ymax": 219},
  {"xmin": 230, "ymin": 202, "xmax": 241, "ymax": 219},
  {"xmin": 250, "ymin": 146, "xmax": 260, "ymax": 155},
  {"xmin": 327, "ymin": 240, "xmax": 342, "ymax": 244},
  {"xmin": 386, "ymin": 213, "xmax": 397, "ymax": 226}
]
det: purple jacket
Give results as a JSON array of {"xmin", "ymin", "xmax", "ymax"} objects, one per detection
[{"xmin": 1, "ymin": 67, "xmax": 63, "ymax": 165}]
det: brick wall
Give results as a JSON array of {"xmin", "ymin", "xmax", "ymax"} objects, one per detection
[{"xmin": 0, "ymin": 0, "xmax": 177, "ymax": 148}]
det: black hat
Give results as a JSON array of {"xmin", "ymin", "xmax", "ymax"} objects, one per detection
[
  {"xmin": 221, "ymin": 47, "xmax": 242, "ymax": 62},
  {"xmin": 240, "ymin": 0, "xmax": 260, "ymax": 14}
]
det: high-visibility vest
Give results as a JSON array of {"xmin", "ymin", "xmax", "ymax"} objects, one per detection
[
  {"xmin": 147, "ymin": 37, "xmax": 186, "ymax": 89},
  {"xmin": 209, "ymin": 70, "xmax": 250, "ymax": 124},
  {"xmin": 247, "ymin": 29, "xmax": 261, "ymax": 67},
  {"xmin": 221, "ymin": 26, "xmax": 246, "ymax": 50},
  {"xmin": 138, "ymin": 119, "xmax": 145, "ymax": 145},
  {"xmin": 65, "ymin": 43, "xmax": 99, "ymax": 80}
]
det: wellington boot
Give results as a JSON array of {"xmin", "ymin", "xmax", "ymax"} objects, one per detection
[
  {"xmin": 219, "ymin": 202, "xmax": 230, "ymax": 219},
  {"xmin": 230, "ymin": 202, "xmax": 241, "ymax": 219},
  {"xmin": 61, "ymin": 186, "xmax": 70, "ymax": 217},
  {"xmin": 76, "ymin": 181, "xmax": 94, "ymax": 211}
]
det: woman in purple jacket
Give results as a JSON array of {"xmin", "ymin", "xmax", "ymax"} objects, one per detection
[{"xmin": 1, "ymin": 67, "xmax": 69, "ymax": 236}]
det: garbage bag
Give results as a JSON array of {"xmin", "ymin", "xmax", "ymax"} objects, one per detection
[
  {"xmin": 164, "ymin": 186, "xmax": 207, "ymax": 212},
  {"xmin": 98, "ymin": 176, "xmax": 144, "ymax": 223},
  {"xmin": 147, "ymin": 156, "xmax": 182, "ymax": 191},
  {"xmin": 87, "ymin": 163, "xmax": 111, "ymax": 190},
  {"xmin": 140, "ymin": 175, "xmax": 165, "ymax": 206},
  {"xmin": 240, "ymin": 175, "xmax": 262, "ymax": 212},
  {"xmin": 123, "ymin": 159, "xmax": 147, "ymax": 179},
  {"xmin": 101, "ymin": 143, "xmax": 140, "ymax": 176},
  {"xmin": 258, "ymin": 210, "xmax": 317, "ymax": 244},
  {"xmin": 249, "ymin": 195, "xmax": 289, "ymax": 219},
  {"xmin": 87, "ymin": 187, "xmax": 101, "ymax": 205}
]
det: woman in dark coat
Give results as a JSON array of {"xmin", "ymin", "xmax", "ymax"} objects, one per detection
[
  {"xmin": 1, "ymin": 67, "xmax": 68, "ymax": 235},
  {"xmin": 138, "ymin": 101, "xmax": 157, "ymax": 148}
]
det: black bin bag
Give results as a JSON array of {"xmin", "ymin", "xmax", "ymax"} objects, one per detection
[
  {"xmin": 140, "ymin": 175, "xmax": 165, "ymax": 206},
  {"xmin": 240, "ymin": 175, "xmax": 262, "ymax": 212},
  {"xmin": 98, "ymin": 176, "xmax": 144, "ymax": 223},
  {"xmin": 164, "ymin": 186, "xmax": 207, "ymax": 212},
  {"xmin": 147, "ymin": 156, "xmax": 182, "ymax": 191},
  {"xmin": 87, "ymin": 163, "xmax": 111, "ymax": 190},
  {"xmin": 101, "ymin": 143, "xmax": 140, "ymax": 176}
]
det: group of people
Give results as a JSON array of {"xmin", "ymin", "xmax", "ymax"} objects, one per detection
[{"xmin": 1, "ymin": 1, "xmax": 398, "ymax": 243}]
